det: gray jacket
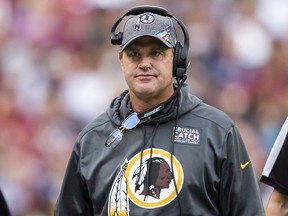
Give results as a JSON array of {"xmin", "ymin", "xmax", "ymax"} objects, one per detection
[{"xmin": 55, "ymin": 84, "xmax": 264, "ymax": 216}]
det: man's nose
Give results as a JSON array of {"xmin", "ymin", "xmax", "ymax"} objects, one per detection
[{"xmin": 138, "ymin": 56, "xmax": 152, "ymax": 70}]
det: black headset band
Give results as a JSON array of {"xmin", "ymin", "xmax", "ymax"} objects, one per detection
[
  {"xmin": 111, "ymin": 6, "xmax": 189, "ymax": 50},
  {"xmin": 125, "ymin": 5, "xmax": 171, "ymax": 16}
]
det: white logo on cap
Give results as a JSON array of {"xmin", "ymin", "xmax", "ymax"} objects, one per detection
[
  {"xmin": 140, "ymin": 14, "xmax": 155, "ymax": 24},
  {"xmin": 135, "ymin": 14, "xmax": 155, "ymax": 30}
]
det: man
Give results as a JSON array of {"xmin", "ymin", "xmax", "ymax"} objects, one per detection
[
  {"xmin": 261, "ymin": 116, "xmax": 288, "ymax": 216},
  {"xmin": 55, "ymin": 5, "xmax": 264, "ymax": 215}
]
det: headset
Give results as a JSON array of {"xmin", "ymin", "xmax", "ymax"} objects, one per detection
[{"xmin": 110, "ymin": 5, "xmax": 190, "ymax": 80}]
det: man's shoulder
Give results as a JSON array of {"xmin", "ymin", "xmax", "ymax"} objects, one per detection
[
  {"xmin": 78, "ymin": 112, "xmax": 111, "ymax": 138},
  {"xmin": 190, "ymin": 100, "xmax": 235, "ymax": 131}
]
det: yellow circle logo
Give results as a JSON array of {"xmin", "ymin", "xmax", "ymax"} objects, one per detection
[{"xmin": 125, "ymin": 148, "xmax": 184, "ymax": 209}]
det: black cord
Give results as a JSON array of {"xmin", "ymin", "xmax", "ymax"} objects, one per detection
[
  {"xmin": 145, "ymin": 123, "xmax": 160, "ymax": 198},
  {"xmin": 135, "ymin": 125, "xmax": 146, "ymax": 192},
  {"xmin": 170, "ymin": 80, "xmax": 182, "ymax": 216}
]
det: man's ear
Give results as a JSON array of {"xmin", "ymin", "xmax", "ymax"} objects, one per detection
[{"xmin": 118, "ymin": 51, "xmax": 124, "ymax": 70}]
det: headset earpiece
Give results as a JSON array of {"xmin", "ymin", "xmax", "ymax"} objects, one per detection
[
  {"xmin": 111, "ymin": 5, "xmax": 190, "ymax": 80},
  {"xmin": 173, "ymin": 42, "xmax": 182, "ymax": 78},
  {"xmin": 111, "ymin": 32, "xmax": 123, "ymax": 45},
  {"xmin": 173, "ymin": 41, "xmax": 189, "ymax": 80}
]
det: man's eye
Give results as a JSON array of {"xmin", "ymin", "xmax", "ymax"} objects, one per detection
[
  {"xmin": 128, "ymin": 51, "xmax": 140, "ymax": 58},
  {"xmin": 151, "ymin": 51, "xmax": 162, "ymax": 57}
]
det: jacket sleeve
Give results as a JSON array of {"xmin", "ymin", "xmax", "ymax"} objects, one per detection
[
  {"xmin": 0, "ymin": 189, "xmax": 11, "ymax": 216},
  {"xmin": 219, "ymin": 126, "xmax": 265, "ymax": 216},
  {"xmin": 54, "ymin": 140, "xmax": 93, "ymax": 215}
]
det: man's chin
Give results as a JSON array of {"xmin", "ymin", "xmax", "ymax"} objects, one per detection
[
  {"xmin": 134, "ymin": 84, "xmax": 156, "ymax": 95},
  {"xmin": 135, "ymin": 90, "xmax": 156, "ymax": 100}
]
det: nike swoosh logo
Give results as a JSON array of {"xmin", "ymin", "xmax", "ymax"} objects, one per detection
[{"xmin": 241, "ymin": 160, "xmax": 251, "ymax": 169}]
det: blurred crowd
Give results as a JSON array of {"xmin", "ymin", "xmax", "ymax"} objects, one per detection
[{"xmin": 0, "ymin": 0, "xmax": 288, "ymax": 215}]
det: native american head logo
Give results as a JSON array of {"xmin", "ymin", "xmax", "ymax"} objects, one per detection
[
  {"xmin": 134, "ymin": 13, "xmax": 155, "ymax": 30},
  {"xmin": 132, "ymin": 157, "xmax": 173, "ymax": 200},
  {"xmin": 108, "ymin": 148, "xmax": 184, "ymax": 215}
]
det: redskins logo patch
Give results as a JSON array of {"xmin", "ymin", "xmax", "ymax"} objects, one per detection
[{"xmin": 108, "ymin": 148, "xmax": 184, "ymax": 215}]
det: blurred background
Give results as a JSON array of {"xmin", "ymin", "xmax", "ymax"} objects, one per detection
[{"xmin": 0, "ymin": 0, "xmax": 288, "ymax": 215}]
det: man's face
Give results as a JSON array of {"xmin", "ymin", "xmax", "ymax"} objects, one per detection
[{"xmin": 119, "ymin": 36, "xmax": 174, "ymax": 103}]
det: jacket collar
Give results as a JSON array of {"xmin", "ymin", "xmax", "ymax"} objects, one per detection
[{"xmin": 107, "ymin": 83, "xmax": 202, "ymax": 126}]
